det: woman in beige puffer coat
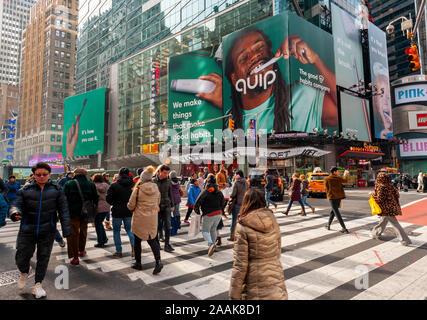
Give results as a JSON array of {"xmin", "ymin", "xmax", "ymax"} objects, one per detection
[
  {"xmin": 127, "ymin": 166, "xmax": 163, "ymax": 275},
  {"xmin": 229, "ymin": 188, "xmax": 287, "ymax": 300}
]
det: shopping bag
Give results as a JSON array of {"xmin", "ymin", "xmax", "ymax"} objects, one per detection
[
  {"xmin": 188, "ymin": 213, "xmax": 201, "ymax": 239},
  {"xmin": 222, "ymin": 187, "xmax": 232, "ymax": 200},
  {"xmin": 369, "ymin": 196, "xmax": 382, "ymax": 216}
]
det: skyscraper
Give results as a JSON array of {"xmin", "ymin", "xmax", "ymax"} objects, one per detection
[
  {"xmin": 369, "ymin": 0, "xmax": 420, "ymax": 81},
  {"xmin": 14, "ymin": 0, "xmax": 78, "ymax": 165},
  {"xmin": 0, "ymin": 0, "xmax": 36, "ymax": 86}
]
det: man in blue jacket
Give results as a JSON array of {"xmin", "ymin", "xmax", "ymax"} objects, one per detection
[
  {"xmin": 9, "ymin": 162, "xmax": 71, "ymax": 299},
  {"xmin": 5, "ymin": 175, "xmax": 20, "ymax": 204}
]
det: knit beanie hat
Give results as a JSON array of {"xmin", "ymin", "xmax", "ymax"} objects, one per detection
[
  {"xmin": 141, "ymin": 166, "xmax": 155, "ymax": 182},
  {"xmin": 169, "ymin": 170, "xmax": 178, "ymax": 180},
  {"xmin": 119, "ymin": 167, "xmax": 130, "ymax": 176},
  {"xmin": 137, "ymin": 168, "xmax": 143, "ymax": 176}
]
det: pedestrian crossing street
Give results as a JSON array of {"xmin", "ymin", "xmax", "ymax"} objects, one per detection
[{"xmin": 1, "ymin": 202, "xmax": 427, "ymax": 300}]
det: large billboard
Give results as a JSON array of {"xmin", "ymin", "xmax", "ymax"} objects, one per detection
[
  {"xmin": 340, "ymin": 92, "xmax": 371, "ymax": 142},
  {"xmin": 332, "ymin": 3, "xmax": 364, "ymax": 89},
  {"xmin": 222, "ymin": 12, "xmax": 338, "ymax": 135},
  {"xmin": 368, "ymin": 22, "xmax": 393, "ymax": 140},
  {"xmin": 332, "ymin": 3, "xmax": 371, "ymax": 142},
  {"xmin": 29, "ymin": 154, "xmax": 65, "ymax": 174},
  {"xmin": 168, "ymin": 48, "xmax": 223, "ymax": 145},
  {"xmin": 63, "ymin": 87, "xmax": 106, "ymax": 158}
]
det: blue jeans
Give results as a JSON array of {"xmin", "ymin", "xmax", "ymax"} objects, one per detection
[
  {"xmin": 54, "ymin": 229, "xmax": 63, "ymax": 243},
  {"xmin": 202, "ymin": 214, "xmax": 221, "ymax": 246},
  {"xmin": 173, "ymin": 203, "xmax": 181, "ymax": 218},
  {"xmin": 230, "ymin": 204, "xmax": 241, "ymax": 237},
  {"xmin": 301, "ymin": 196, "xmax": 312, "ymax": 209},
  {"xmin": 287, "ymin": 200, "xmax": 305, "ymax": 211},
  {"xmin": 105, "ymin": 211, "xmax": 110, "ymax": 222},
  {"xmin": 265, "ymin": 191, "xmax": 276, "ymax": 207},
  {"xmin": 95, "ymin": 212, "xmax": 108, "ymax": 245},
  {"xmin": 112, "ymin": 217, "xmax": 134, "ymax": 254}
]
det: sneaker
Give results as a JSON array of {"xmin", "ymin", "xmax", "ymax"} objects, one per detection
[
  {"xmin": 94, "ymin": 243, "xmax": 105, "ymax": 248},
  {"xmin": 17, "ymin": 267, "xmax": 31, "ymax": 289},
  {"xmin": 208, "ymin": 244, "xmax": 216, "ymax": 257},
  {"xmin": 325, "ymin": 224, "xmax": 330, "ymax": 231},
  {"xmin": 78, "ymin": 251, "xmax": 87, "ymax": 257},
  {"xmin": 340, "ymin": 229, "xmax": 350, "ymax": 234},
  {"xmin": 113, "ymin": 252, "xmax": 123, "ymax": 258},
  {"xmin": 153, "ymin": 261, "xmax": 163, "ymax": 275},
  {"xmin": 183, "ymin": 220, "xmax": 190, "ymax": 224},
  {"xmin": 401, "ymin": 240, "xmax": 412, "ymax": 246},
  {"xmin": 216, "ymin": 237, "xmax": 222, "ymax": 246},
  {"xmin": 70, "ymin": 258, "xmax": 79, "ymax": 265},
  {"xmin": 164, "ymin": 244, "xmax": 175, "ymax": 253},
  {"xmin": 32, "ymin": 282, "xmax": 46, "ymax": 299},
  {"xmin": 58, "ymin": 241, "xmax": 66, "ymax": 248},
  {"xmin": 131, "ymin": 262, "xmax": 142, "ymax": 270}
]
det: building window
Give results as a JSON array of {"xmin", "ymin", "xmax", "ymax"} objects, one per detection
[
  {"xmin": 51, "ymin": 124, "xmax": 56, "ymax": 130},
  {"xmin": 50, "ymin": 134, "xmax": 55, "ymax": 142},
  {"xmin": 56, "ymin": 135, "xmax": 62, "ymax": 142}
]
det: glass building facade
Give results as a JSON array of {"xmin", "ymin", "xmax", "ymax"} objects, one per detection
[
  {"xmin": 75, "ymin": 0, "xmax": 370, "ymax": 164},
  {"xmin": 370, "ymin": 0, "xmax": 418, "ymax": 82}
]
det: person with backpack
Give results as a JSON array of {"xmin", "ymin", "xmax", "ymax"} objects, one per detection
[
  {"xmin": 93, "ymin": 174, "xmax": 110, "ymax": 248},
  {"xmin": 63, "ymin": 168, "xmax": 99, "ymax": 265},
  {"xmin": 184, "ymin": 178, "xmax": 202, "ymax": 224},
  {"xmin": 264, "ymin": 170, "xmax": 277, "ymax": 210},
  {"xmin": 300, "ymin": 174, "xmax": 315, "ymax": 214},
  {"xmin": 194, "ymin": 174, "xmax": 225, "ymax": 256},
  {"xmin": 9, "ymin": 162, "xmax": 71, "ymax": 299},
  {"xmin": 228, "ymin": 171, "xmax": 248, "ymax": 241},
  {"xmin": 127, "ymin": 166, "xmax": 163, "ymax": 274},
  {"xmin": 106, "ymin": 168, "xmax": 135, "ymax": 258},
  {"xmin": 169, "ymin": 170, "xmax": 182, "ymax": 235}
]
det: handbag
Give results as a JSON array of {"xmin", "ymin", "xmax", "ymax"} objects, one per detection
[
  {"xmin": 179, "ymin": 188, "xmax": 184, "ymax": 197},
  {"xmin": 369, "ymin": 196, "xmax": 382, "ymax": 216},
  {"xmin": 226, "ymin": 196, "xmax": 237, "ymax": 214},
  {"xmin": 74, "ymin": 180, "xmax": 97, "ymax": 223},
  {"xmin": 187, "ymin": 213, "xmax": 201, "ymax": 239}
]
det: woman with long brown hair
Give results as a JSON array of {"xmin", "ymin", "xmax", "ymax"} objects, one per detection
[
  {"xmin": 283, "ymin": 173, "xmax": 306, "ymax": 216},
  {"xmin": 229, "ymin": 189, "xmax": 287, "ymax": 300}
]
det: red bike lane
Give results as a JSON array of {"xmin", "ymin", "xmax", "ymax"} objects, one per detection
[{"xmin": 398, "ymin": 198, "xmax": 427, "ymax": 226}]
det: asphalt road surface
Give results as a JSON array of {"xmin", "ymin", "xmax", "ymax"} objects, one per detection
[{"xmin": 1, "ymin": 188, "xmax": 426, "ymax": 301}]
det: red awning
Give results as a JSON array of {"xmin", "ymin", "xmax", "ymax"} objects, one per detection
[{"xmin": 339, "ymin": 150, "xmax": 385, "ymax": 159}]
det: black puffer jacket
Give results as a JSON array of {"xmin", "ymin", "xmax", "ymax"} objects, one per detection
[
  {"xmin": 106, "ymin": 175, "xmax": 135, "ymax": 218},
  {"xmin": 152, "ymin": 175, "xmax": 174, "ymax": 208},
  {"xmin": 194, "ymin": 183, "xmax": 225, "ymax": 216},
  {"xmin": 9, "ymin": 180, "xmax": 71, "ymax": 237}
]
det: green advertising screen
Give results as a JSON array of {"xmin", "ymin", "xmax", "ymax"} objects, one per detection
[
  {"xmin": 168, "ymin": 48, "xmax": 223, "ymax": 145},
  {"xmin": 63, "ymin": 87, "xmax": 106, "ymax": 158},
  {"xmin": 222, "ymin": 12, "xmax": 338, "ymax": 135}
]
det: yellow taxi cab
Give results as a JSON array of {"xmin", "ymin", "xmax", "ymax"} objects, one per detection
[{"xmin": 306, "ymin": 172, "xmax": 329, "ymax": 197}]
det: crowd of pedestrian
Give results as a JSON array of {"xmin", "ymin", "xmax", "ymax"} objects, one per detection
[{"xmin": 0, "ymin": 161, "xmax": 419, "ymax": 301}]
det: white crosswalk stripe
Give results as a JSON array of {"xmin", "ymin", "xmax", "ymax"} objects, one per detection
[{"xmin": 1, "ymin": 202, "xmax": 426, "ymax": 300}]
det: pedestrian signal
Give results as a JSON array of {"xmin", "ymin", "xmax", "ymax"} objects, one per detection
[
  {"xmin": 228, "ymin": 118, "xmax": 235, "ymax": 131},
  {"xmin": 405, "ymin": 45, "xmax": 421, "ymax": 71}
]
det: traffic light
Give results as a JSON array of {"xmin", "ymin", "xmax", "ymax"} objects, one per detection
[
  {"xmin": 228, "ymin": 118, "xmax": 235, "ymax": 131},
  {"xmin": 405, "ymin": 45, "xmax": 421, "ymax": 71}
]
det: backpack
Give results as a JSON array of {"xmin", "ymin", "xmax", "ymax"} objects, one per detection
[{"xmin": 74, "ymin": 180, "xmax": 96, "ymax": 222}]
